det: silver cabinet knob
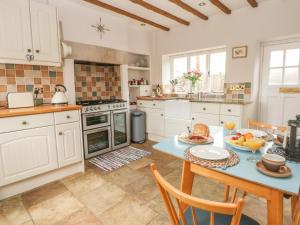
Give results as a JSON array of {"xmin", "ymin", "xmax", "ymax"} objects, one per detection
[
  {"xmin": 59, "ymin": 132, "xmax": 63, "ymax": 135},
  {"xmin": 220, "ymin": 121, "xmax": 224, "ymax": 124},
  {"xmin": 228, "ymin": 109, "xmax": 232, "ymax": 112},
  {"xmin": 192, "ymin": 117, "xmax": 195, "ymax": 120},
  {"xmin": 203, "ymin": 107, "xmax": 206, "ymax": 111},
  {"xmin": 27, "ymin": 49, "xmax": 31, "ymax": 53},
  {"xmin": 66, "ymin": 115, "xmax": 71, "ymax": 119},
  {"xmin": 35, "ymin": 49, "xmax": 40, "ymax": 53},
  {"xmin": 161, "ymin": 114, "xmax": 164, "ymax": 116},
  {"xmin": 22, "ymin": 121, "xmax": 28, "ymax": 125}
]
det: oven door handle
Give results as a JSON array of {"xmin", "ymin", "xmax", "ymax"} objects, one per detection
[{"xmin": 83, "ymin": 111, "xmax": 110, "ymax": 118}]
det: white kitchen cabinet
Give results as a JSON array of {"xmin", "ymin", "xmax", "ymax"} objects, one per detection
[
  {"xmin": 219, "ymin": 115, "xmax": 241, "ymax": 129},
  {"xmin": 0, "ymin": 126, "xmax": 58, "ymax": 186},
  {"xmin": 0, "ymin": 0, "xmax": 61, "ymax": 66},
  {"xmin": 56, "ymin": 122, "xmax": 82, "ymax": 167},
  {"xmin": 147, "ymin": 108, "xmax": 165, "ymax": 136},
  {"xmin": 191, "ymin": 113, "xmax": 220, "ymax": 127},
  {"xmin": 30, "ymin": 0, "xmax": 60, "ymax": 63},
  {"xmin": 165, "ymin": 118, "xmax": 191, "ymax": 137},
  {"xmin": 0, "ymin": 0, "xmax": 32, "ymax": 61}
]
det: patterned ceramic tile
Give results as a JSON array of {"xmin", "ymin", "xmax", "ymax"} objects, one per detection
[
  {"xmin": 0, "ymin": 63, "xmax": 64, "ymax": 106},
  {"xmin": 74, "ymin": 63, "xmax": 121, "ymax": 101}
]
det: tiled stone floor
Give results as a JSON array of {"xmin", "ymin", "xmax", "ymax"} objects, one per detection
[{"xmin": 0, "ymin": 141, "xmax": 292, "ymax": 225}]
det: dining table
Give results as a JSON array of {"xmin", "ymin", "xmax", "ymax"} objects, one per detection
[{"xmin": 153, "ymin": 126, "xmax": 300, "ymax": 225}]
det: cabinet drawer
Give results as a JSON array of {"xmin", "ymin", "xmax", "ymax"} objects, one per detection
[
  {"xmin": 0, "ymin": 113, "xmax": 54, "ymax": 133},
  {"xmin": 191, "ymin": 113, "xmax": 220, "ymax": 127},
  {"xmin": 137, "ymin": 100, "xmax": 165, "ymax": 109},
  {"xmin": 137, "ymin": 100, "xmax": 153, "ymax": 108},
  {"xmin": 191, "ymin": 103, "xmax": 220, "ymax": 114},
  {"xmin": 220, "ymin": 104, "xmax": 242, "ymax": 116},
  {"xmin": 54, "ymin": 110, "xmax": 80, "ymax": 124}
]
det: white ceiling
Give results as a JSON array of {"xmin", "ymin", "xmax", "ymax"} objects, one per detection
[{"xmin": 80, "ymin": 0, "xmax": 273, "ymax": 30}]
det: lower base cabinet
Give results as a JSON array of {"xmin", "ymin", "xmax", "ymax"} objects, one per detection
[
  {"xmin": 146, "ymin": 108, "xmax": 165, "ymax": 136},
  {"xmin": 56, "ymin": 122, "xmax": 82, "ymax": 167},
  {"xmin": 191, "ymin": 113, "xmax": 220, "ymax": 127},
  {"xmin": 165, "ymin": 118, "xmax": 191, "ymax": 137},
  {"xmin": 0, "ymin": 126, "xmax": 58, "ymax": 186},
  {"xmin": 219, "ymin": 115, "xmax": 241, "ymax": 129}
]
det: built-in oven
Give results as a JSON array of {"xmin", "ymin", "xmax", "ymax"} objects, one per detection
[
  {"xmin": 82, "ymin": 112, "xmax": 110, "ymax": 130},
  {"xmin": 83, "ymin": 126, "xmax": 112, "ymax": 159},
  {"xmin": 111, "ymin": 109, "xmax": 130, "ymax": 150}
]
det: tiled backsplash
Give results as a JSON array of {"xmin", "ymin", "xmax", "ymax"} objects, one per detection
[
  {"xmin": 224, "ymin": 82, "xmax": 251, "ymax": 101},
  {"xmin": 75, "ymin": 63, "xmax": 121, "ymax": 101},
  {"xmin": 0, "ymin": 64, "xmax": 64, "ymax": 106}
]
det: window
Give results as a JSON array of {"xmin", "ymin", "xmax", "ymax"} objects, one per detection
[
  {"xmin": 168, "ymin": 48, "xmax": 226, "ymax": 93},
  {"xmin": 268, "ymin": 48, "xmax": 300, "ymax": 86}
]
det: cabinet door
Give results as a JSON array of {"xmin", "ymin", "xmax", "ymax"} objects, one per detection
[
  {"xmin": 219, "ymin": 115, "xmax": 241, "ymax": 129},
  {"xmin": 30, "ymin": 0, "xmax": 60, "ymax": 63},
  {"xmin": 147, "ymin": 108, "xmax": 164, "ymax": 136},
  {"xmin": 191, "ymin": 113, "xmax": 220, "ymax": 127},
  {"xmin": 0, "ymin": 0, "xmax": 32, "ymax": 61},
  {"xmin": 0, "ymin": 126, "xmax": 58, "ymax": 186},
  {"xmin": 165, "ymin": 118, "xmax": 191, "ymax": 137},
  {"xmin": 56, "ymin": 122, "xmax": 82, "ymax": 167}
]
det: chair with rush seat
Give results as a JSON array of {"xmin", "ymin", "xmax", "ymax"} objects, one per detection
[{"xmin": 150, "ymin": 163, "xmax": 260, "ymax": 225}]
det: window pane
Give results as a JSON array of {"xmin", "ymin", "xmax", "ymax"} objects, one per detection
[
  {"xmin": 269, "ymin": 68, "xmax": 283, "ymax": 85},
  {"xmin": 173, "ymin": 57, "xmax": 187, "ymax": 78},
  {"xmin": 270, "ymin": 50, "xmax": 284, "ymax": 67},
  {"xmin": 210, "ymin": 52, "xmax": 226, "ymax": 75},
  {"xmin": 285, "ymin": 49, "xmax": 300, "ymax": 66},
  {"xmin": 190, "ymin": 55, "xmax": 206, "ymax": 74},
  {"xmin": 284, "ymin": 67, "xmax": 299, "ymax": 85}
]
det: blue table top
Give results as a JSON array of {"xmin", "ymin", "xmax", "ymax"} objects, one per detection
[{"xmin": 153, "ymin": 126, "xmax": 300, "ymax": 195}]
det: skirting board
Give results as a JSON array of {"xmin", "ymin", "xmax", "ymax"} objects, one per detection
[
  {"xmin": 0, "ymin": 162, "xmax": 84, "ymax": 200},
  {"xmin": 148, "ymin": 133, "xmax": 166, "ymax": 142}
]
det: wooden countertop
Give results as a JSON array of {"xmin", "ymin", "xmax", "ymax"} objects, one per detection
[
  {"xmin": 137, "ymin": 96, "xmax": 251, "ymax": 105},
  {"xmin": 0, "ymin": 104, "xmax": 82, "ymax": 118}
]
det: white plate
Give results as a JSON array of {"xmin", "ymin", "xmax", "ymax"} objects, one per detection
[
  {"xmin": 236, "ymin": 129, "xmax": 267, "ymax": 138},
  {"xmin": 189, "ymin": 145, "xmax": 230, "ymax": 160}
]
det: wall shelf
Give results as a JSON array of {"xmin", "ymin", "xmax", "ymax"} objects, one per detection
[{"xmin": 128, "ymin": 66, "xmax": 150, "ymax": 71}]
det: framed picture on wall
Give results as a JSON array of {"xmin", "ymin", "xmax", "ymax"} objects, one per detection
[{"xmin": 232, "ymin": 46, "xmax": 248, "ymax": 58}]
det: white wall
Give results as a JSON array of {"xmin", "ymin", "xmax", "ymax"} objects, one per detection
[
  {"xmin": 151, "ymin": 0, "xmax": 300, "ymax": 85},
  {"xmin": 47, "ymin": 0, "xmax": 151, "ymax": 55}
]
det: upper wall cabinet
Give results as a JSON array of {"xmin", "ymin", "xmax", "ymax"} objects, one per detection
[{"xmin": 0, "ymin": 0, "xmax": 61, "ymax": 66}]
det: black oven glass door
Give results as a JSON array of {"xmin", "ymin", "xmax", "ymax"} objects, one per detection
[
  {"xmin": 112, "ymin": 110, "xmax": 129, "ymax": 149},
  {"xmin": 84, "ymin": 127, "xmax": 111, "ymax": 158},
  {"xmin": 83, "ymin": 112, "xmax": 110, "ymax": 130}
]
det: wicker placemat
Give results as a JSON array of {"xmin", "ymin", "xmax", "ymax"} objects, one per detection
[{"xmin": 184, "ymin": 148, "xmax": 240, "ymax": 168}]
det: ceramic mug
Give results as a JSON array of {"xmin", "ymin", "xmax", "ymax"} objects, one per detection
[{"xmin": 262, "ymin": 153, "xmax": 286, "ymax": 172}]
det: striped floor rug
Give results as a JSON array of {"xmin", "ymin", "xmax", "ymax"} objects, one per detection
[{"xmin": 88, "ymin": 146, "xmax": 151, "ymax": 172}]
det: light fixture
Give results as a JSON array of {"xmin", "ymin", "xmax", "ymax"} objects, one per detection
[{"xmin": 198, "ymin": 2, "xmax": 206, "ymax": 6}]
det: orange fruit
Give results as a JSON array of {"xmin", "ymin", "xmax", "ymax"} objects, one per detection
[{"xmin": 244, "ymin": 133, "xmax": 254, "ymax": 140}]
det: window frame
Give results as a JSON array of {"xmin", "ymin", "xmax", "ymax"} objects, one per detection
[{"xmin": 169, "ymin": 48, "xmax": 226, "ymax": 93}]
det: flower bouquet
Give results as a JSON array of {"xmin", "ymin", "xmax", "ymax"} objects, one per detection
[{"xmin": 183, "ymin": 70, "xmax": 202, "ymax": 93}]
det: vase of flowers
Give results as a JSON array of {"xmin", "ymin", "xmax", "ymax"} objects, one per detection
[{"xmin": 183, "ymin": 70, "xmax": 202, "ymax": 94}]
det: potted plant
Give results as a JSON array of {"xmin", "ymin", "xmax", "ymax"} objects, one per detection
[{"xmin": 183, "ymin": 70, "xmax": 202, "ymax": 94}]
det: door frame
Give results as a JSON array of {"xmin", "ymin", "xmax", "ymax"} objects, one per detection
[{"xmin": 258, "ymin": 35, "xmax": 300, "ymax": 122}]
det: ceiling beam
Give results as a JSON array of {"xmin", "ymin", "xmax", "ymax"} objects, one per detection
[
  {"xmin": 130, "ymin": 0, "xmax": 190, "ymax": 26},
  {"xmin": 209, "ymin": 0, "xmax": 231, "ymax": 14},
  {"xmin": 83, "ymin": 0, "xmax": 170, "ymax": 31},
  {"xmin": 247, "ymin": 0, "xmax": 258, "ymax": 8},
  {"xmin": 168, "ymin": 0, "xmax": 208, "ymax": 21}
]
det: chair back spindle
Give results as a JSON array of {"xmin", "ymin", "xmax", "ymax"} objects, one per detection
[{"xmin": 150, "ymin": 163, "xmax": 245, "ymax": 225}]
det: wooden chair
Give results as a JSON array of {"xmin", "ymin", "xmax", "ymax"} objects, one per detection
[
  {"xmin": 248, "ymin": 120, "xmax": 287, "ymax": 134},
  {"xmin": 150, "ymin": 163, "xmax": 260, "ymax": 225},
  {"xmin": 292, "ymin": 197, "xmax": 300, "ymax": 225}
]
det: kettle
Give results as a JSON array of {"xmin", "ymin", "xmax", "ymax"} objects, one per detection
[{"xmin": 51, "ymin": 84, "xmax": 68, "ymax": 105}]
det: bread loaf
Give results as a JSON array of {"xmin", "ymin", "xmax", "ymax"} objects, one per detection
[{"xmin": 192, "ymin": 123, "xmax": 210, "ymax": 137}]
